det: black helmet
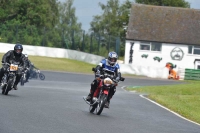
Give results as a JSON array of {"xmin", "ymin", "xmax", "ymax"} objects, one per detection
[{"xmin": 14, "ymin": 44, "xmax": 23, "ymax": 55}]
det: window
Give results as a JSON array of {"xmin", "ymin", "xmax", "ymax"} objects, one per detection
[
  {"xmin": 188, "ymin": 46, "xmax": 192, "ymax": 54},
  {"xmin": 140, "ymin": 41, "xmax": 162, "ymax": 51},
  {"xmin": 188, "ymin": 46, "xmax": 200, "ymax": 55}
]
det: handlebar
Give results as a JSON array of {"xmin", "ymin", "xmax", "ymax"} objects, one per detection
[
  {"xmin": 92, "ymin": 67, "xmax": 125, "ymax": 82},
  {"xmin": 2, "ymin": 63, "xmax": 23, "ymax": 69}
]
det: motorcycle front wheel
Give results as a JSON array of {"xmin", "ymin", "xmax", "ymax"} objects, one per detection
[
  {"xmin": 96, "ymin": 94, "xmax": 107, "ymax": 115},
  {"xmin": 4, "ymin": 78, "xmax": 14, "ymax": 95},
  {"xmin": 89, "ymin": 104, "xmax": 97, "ymax": 113},
  {"xmin": 2, "ymin": 85, "xmax": 6, "ymax": 94}
]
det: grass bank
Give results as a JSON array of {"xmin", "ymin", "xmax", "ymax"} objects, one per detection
[
  {"xmin": 126, "ymin": 80, "xmax": 200, "ymax": 124},
  {"xmin": 0, "ymin": 53, "xmax": 96, "ymax": 74}
]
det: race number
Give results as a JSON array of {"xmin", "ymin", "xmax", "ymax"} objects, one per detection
[{"xmin": 10, "ymin": 64, "xmax": 18, "ymax": 71}]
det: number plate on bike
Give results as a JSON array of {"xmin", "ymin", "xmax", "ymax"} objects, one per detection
[{"xmin": 10, "ymin": 64, "xmax": 18, "ymax": 71}]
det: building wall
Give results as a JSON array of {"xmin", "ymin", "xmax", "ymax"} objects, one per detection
[{"xmin": 124, "ymin": 40, "xmax": 200, "ymax": 69}]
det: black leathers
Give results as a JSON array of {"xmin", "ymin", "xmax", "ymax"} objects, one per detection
[{"xmin": 0, "ymin": 50, "xmax": 26, "ymax": 86}]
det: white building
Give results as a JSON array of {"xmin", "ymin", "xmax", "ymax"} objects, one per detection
[{"xmin": 124, "ymin": 4, "xmax": 200, "ymax": 70}]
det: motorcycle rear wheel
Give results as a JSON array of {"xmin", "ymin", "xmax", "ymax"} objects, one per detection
[{"xmin": 39, "ymin": 73, "xmax": 45, "ymax": 80}]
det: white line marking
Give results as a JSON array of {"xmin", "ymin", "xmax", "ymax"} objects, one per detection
[
  {"xmin": 140, "ymin": 94, "xmax": 200, "ymax": 126},
  {"xmin": 121, "ymin": 86, "xmax": 127, "ymax": 92}
]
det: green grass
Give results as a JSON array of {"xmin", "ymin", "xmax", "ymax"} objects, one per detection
[
  {"xmin": 126, "ymin": 80, "xmax": 200, "ymax": 124},
  {"xmin": 0, "ymin": 53, "xmax": 96, "ymax": 74}
]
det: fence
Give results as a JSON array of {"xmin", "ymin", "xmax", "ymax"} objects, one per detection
[
  {"xmin": 0, "ymin": 24, "xmax": 124, "ymax": 57},
  {"xmin": 177, "ymin": 68, "xmax": 200, "ymax": 80}
]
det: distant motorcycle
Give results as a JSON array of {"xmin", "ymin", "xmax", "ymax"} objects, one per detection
[
  {"xmin": 20, "ymin": 69, "xmax": 28, "ymax": 86},
  {"xmin": 29, "ymin": 69, "xmax": 45, "ymax": 80},
  {"xmin": 1, "ymin": 63, "xmax": 23, "ymax": 95},
  {"xmin": 83, "ymin": 68, "xmax": 125, "ymax": 115}
]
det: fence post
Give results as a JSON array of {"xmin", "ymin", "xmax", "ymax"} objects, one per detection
[
  {"xmin": 81, "ymin": 30, "xmax": 85, "ymax": 51},
  {"xmin": 90, "ymin": 32, "xmax": 93, "ymax": 53},
  {"xmin": 115, "ymin": 37, "xmax": 120, "ymax": 56}
]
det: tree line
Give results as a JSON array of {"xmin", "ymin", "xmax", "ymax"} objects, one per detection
[{"xmin": 0, "ymin": 0, "xmax": 190, "ymax": 57}]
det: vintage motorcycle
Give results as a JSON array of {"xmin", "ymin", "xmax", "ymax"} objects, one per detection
[
  {"xmin": 83, "ymin": 68, "xmax": 125, "ymax": 115},
  {"xmin": 20, "ymin": 69, "xmax": 28, "ymax": 86},
  {"xmin": 1, "ymin": 63, "xmax": 23, "ymax": 95},
  {"xmin": 29, "ymin": 69, "xmax": 45, "ymax": 80}
]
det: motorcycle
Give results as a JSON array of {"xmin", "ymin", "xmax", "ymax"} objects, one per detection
[
  {"xmin": 29, "ymin": 69, "xmax": 45, "ymax": 80},
  {"xmin": 20, "ymin": 69, "xmax": 28, "ymax": 86},
  {"xmin": 1, "ymin": 63, "xmax": 23, "ymax": 95},
  {"xmin": 83, "ymin": 68, "xmax": 125, "ymax": 115}
]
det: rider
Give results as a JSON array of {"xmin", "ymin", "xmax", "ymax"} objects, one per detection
[
  {"xmin": 86, "ymin": 51, "xmax": 121, "ymax": 108},
  {"xmin": 0, "ymin": 44, "xmax": 26, "ymax": 90},
  {"xmin": 29, "ymin": 62, "xmax": 39, "ymax": 73},
  {"xmin": 23, "ymin": 54, "xmax": 31, "ymax": 82}
]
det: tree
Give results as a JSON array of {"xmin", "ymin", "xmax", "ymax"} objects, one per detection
[
  {"xmin": 0, "ymin": 0, "xmax": 60, "ymax": 46},
  {"xmin": 57, "ymin": 0, "xmax": 82, "ymax": 49},
  {"xmin": 89, "ymin": 0, "xmax": 131, "ymax": 56},
  {"xmin": 135, "ymin": 0, "xmax": 190, "ymax": 8}
]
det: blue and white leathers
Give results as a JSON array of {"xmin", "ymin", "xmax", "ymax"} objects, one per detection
[{"xmin": 99, "ymin": 59, "xmax": 120, "ymax": 73}]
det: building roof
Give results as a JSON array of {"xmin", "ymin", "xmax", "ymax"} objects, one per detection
[{"xmin": 126, "ymin": 4, "xmax": 200, "ymax": 45}]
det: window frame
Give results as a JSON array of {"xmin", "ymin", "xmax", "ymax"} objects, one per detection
[
  {"xmin": 140, "ymin": 41, "xmax": 162, "ymax": 52},
  {"xmin": 188, "ymin": 45, "xmax": 200, "ymax": 55}
]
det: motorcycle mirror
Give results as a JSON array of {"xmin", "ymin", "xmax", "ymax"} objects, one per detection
[
  {"xmin": 92, "ymin": 68, "xmax": 96, "ymax": 72},
  {"xmin": 120, "ymin": 77, "xmax": 125, "ymax": 81}
]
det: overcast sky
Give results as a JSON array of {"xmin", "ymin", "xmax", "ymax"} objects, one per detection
[{"xmin": 59, "ymin": 0, "xmax": 200, "ymax": 32}]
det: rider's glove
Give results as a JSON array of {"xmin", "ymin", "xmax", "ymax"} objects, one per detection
[
  {"xmin": 95, "ymin": 70, "xmax": 100, "ymax": 77},
  {"xmin": 115, "ymin": 77, "xmax": 120, "ymax": 82},
  {"xmin": 2, "ymin": 64, "xmax": 9, "ymax": 71}
]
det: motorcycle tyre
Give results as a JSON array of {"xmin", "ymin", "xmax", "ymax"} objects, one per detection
[
  {"xmin": 4, "ymin": 78, "xmax": 13, "ymax": 95},
  {"xmin": 20, "ymin": 78, "xmax": 24, "ymax": 86},
  {"xmin": 39, "ymin": 73, "xmax": 45, "ymax": 80},
  {"xmin": 89, "ymin": 104, "xmax": 97, "ymax": 113},
  {"xmin": 96, "ymin": 94, "xmax": 107, "ymax": 115},
  {"xmin": 2, "ymin": 85, "xmax": 6, "ymax": 94}
]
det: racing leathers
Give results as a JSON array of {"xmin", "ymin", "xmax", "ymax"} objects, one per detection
[
  {"xmin": 0, "ymin": 50, "xmax": 26, "ymax": 89},
  {"xmin": 86, "ymin": 59, "xmax": 121, "ymax": 107},
  {"xmin": 24, "ymin": 58, "xmax": 31, "ymax": 82}
]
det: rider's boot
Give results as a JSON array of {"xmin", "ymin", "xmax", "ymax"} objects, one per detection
[
  {"xmin": 86, "ymin": 90, "xmax": 93, "ymax": 101},
  {"xmin": 13, "ymin": 85, "xmax": 18, "ymax": 90},
  {"xmin": 104, "ymin": 100, "xmax": 110, "ymax": 108}
]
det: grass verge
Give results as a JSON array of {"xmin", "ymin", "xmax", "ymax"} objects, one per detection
[
  {"xmin": 0, "ymin": 53, "xmax": 96, "ymax": 74},
  {"xmin": 126, "ymin": 80, "xmax": 200, "ymax": 124},
  {"xmin": 0, "ymin": 53, "xmax": 137, "ymax": 77}
]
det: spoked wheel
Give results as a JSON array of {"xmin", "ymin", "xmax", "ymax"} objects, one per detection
[
  {"xmin": 96, "ymin": 94, "xmax": 107, "ymax": 115},
  {"xmin": 20, "ymin": 76, "xmax": 26, "ymax": 86},
  {"xmin": 89, "ymin": 101, "xmax": 97, "ymax": 113},
  {"xmin": 2, "ymin": 85, "xmax": 6, "ymax": 94},
  {"xmin": 39, "ymin": 73, "xmax": 45, "ymax": 80},
  {"xmin": 4, "ymin": 78, "xmax": 13, "ymax": 95},
  {"xmin": 20, "ymin": 78, "xmax": 24, "ymax": 86}
]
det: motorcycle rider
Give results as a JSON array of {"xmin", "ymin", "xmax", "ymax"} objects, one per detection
[
  {"xmin": 86, "ymin": 51, "xmax": 121, "ymax": 108},
  {"xmin": 0, "ymin": 44, "xmax": 26, "ymax": 90},
  {"xmin": 23, "ymin": 54, "xmax": 31, "ymax": 82}
]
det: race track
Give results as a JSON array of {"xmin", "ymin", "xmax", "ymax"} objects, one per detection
[{"xmin": 0, "ymin": 71, "xmax": 199, "ymax": 133}]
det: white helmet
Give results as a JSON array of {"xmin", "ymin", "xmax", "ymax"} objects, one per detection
[{"xmin": 108, "ymin": 51, "xmax": 118, "ymax": 65}]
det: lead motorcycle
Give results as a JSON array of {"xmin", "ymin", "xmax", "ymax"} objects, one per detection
[
  {"xmin": 83, "ymin": 68, "xmax": 125, "ymax": 115},
  {"xmin": 1, "ymin": 63, "xmax": 23, "ymax": 95}
]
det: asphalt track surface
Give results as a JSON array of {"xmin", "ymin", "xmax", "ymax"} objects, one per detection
[{"xmin": 0, "ymin": 71, "xmax": 199, "ymax": 133}]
